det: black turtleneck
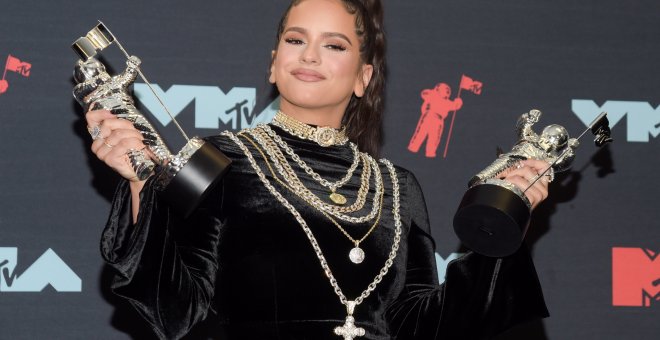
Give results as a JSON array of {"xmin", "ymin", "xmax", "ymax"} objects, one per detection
[{"xmin": 100, "ymin": 125, "xmax": 547, "ymax": 340}]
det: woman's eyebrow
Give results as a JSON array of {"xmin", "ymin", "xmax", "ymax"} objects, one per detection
[{"xmin": 284, "ymin": 26, "xmax": 353, "ymax": 46}]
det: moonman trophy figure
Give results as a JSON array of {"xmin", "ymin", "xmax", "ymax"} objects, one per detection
[
  {"xmin": 72, "ymin": 22, "xmax": 231, "ymax": 217},
  {"xmin": 454, "ymin": 109, "xmax": 610, "ymax": 257}
]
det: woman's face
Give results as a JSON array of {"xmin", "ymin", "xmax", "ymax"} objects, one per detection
[{"xmin": 270, "ymin": 0, "xmax": 373, "ymax": 115}]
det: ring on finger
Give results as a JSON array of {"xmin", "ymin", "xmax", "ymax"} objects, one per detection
[
  {"xmin": 87, "ymin": 125, "xmax": 102, "ymax": 140},
  {"xmin": 103, "ymin": 140, "xmax": 115, "ymax": 148},
  {"xmin": 545, "ymin": 168, "xmax": 555, "ymax": 183}
]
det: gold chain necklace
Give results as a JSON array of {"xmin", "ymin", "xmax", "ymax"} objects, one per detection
[
  {"xmin": 272, "ymin": 110, "xmax": 349, "ymax": 147},
  {"xmin": 262, "ymin": 124, "xmax": 359, "ymax": 205},
  {"xmin": 224, "ymin": 130, "xmax": 402, "ymax": 340},
  {"xmin": 247, "ymin": 127, "xmax": 383, "ymax": 222},
  {"xmin": 239, "ymin": 132, "xmax": 384, "ymax": 264}
]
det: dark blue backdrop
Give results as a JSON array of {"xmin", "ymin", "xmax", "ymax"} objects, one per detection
[{"xmin": 0, "ymin": 0, "xmax": 657, "ymax": 338}]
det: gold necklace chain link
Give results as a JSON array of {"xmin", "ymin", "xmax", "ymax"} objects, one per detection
[
  {"xmin": 262, "ymin": 124, "xmax": 360, "ymax": 194},
  {"xmin": 249, "ymin": 126, "xmax": 380, "ymax": 221},
  {"xmin": 247, "ymin": 126, "xmax": 384, "ymax": 223},
  {"xmin": 256, "ymin": 124, "xmax": 370, "ymax": 211},
  {"xmin": 272, "ymin": 110, "xmax": 349, "ymax": 147},
  {"xmin": 249, "ymin": 126, "xmax": 371, "ymax": 214},
  {"xmin": 239, "ymin": 133, "xmax": 385, "ymax": 247}
]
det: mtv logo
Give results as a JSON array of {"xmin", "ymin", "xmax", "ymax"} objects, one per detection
[
  {"xmin": 612, "ymin": 247, "xmax": 660, "ymax": 307},
  {"xmin": 572, "ymin": 100, "xmax": 660, "ymax": 142},
  {"xmin": 134, "ymin": 84, "xmax": 279, "ymax": 131},
  {"xmin": 0, "ymin": 248, "xmax": 81, "ymax": 292}
]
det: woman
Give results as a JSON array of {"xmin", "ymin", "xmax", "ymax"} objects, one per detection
[{"xmin": 85, "ymin": 0, "xmax": 550, "ymax": 339}]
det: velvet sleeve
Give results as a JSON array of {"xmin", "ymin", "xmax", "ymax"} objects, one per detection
[
  {"xmin": 100, "ymin": 176, "xmax": 224, "ymax": 340},
  {"xmin": 386, "ymin": 171, "xmax": 549, "ymax": 339}
]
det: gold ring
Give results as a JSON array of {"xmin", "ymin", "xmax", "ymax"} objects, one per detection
[{"xmin": 103, "ymin": 140, "xmax": 114, "ymax": 148}]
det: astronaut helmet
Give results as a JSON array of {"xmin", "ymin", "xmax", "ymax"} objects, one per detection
[
  {"xmin": 73, "ymin": 58, "xmax": 106, "ymax": 83},
  {"xmin": 538, "ymin": 124, "xmax": 569, "ymax": 152}
]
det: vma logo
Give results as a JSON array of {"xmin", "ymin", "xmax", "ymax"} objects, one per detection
[
  {"xmin": 134, "ymin": 84, "xmax": 279, "ymax": 131},
  {"xmin": 0, "ymin": 248, "xmax": 81, "ymax": 292},
  {"xmin": 572, "ymin": 99, "xmax": 660, "ymax": 142},
  {"xmin": 612, "ymin": 247, "xmax": 659, "ymax": 307},
  {"xmin": 408, "ymin": 75, "xmax": 482, "ymax": 158},
  {"xmin": 0, "ymin": 54, "xmax": 32, "ymax": 95}
]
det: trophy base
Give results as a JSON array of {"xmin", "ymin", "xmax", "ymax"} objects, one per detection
[
  {"xmin": 161, "ymin": 142, "xmax": 232, "ymax": 217},
  {"xmin": 453, "ymin": 183, "xmax": 531, "ymax": 257}
]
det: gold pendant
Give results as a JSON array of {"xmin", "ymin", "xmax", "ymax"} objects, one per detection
[{"xmin": 329, "ymin": 192, "xmax": 347, "ymax": 205}]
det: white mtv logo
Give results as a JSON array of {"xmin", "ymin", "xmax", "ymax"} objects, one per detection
[
  {"xmin": 572, "ymin": 99, "xmax": 660, "ymax": 142},
  {"xmin": 0, "ymin": 248, "xmax": 81, "ymax": 292},
  {"xmin": 134, "ymin": 84, "xmax": 279, "ymax": 130}
]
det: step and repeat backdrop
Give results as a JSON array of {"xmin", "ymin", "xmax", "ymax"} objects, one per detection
[{"xmin": 0, "ymin": 0, "xmax": 657, "ymax": 338}]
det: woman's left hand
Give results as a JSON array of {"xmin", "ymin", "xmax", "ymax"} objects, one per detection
[{"xmin": 499, "ymin": 159, "xmax": 551, "ymax": 210}]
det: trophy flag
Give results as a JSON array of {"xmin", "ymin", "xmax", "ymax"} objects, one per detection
[
  {"xmin": 589, "ymin": 112, "xmax": 613, "ymax": 146},
  {"xmin": 443, "ymin": 74, "xmax": 483, "ymax": 158},
  {"xmin": 72, "ymin": 22, "xmax": 114, "ymax": 60}
]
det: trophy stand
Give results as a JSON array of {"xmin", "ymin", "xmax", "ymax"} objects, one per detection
[{"xmin": 72, "ymin": 22, "xmax": 232, "ymax": 217}]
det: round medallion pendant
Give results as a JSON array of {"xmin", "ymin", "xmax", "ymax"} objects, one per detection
[
  {"xmin": 329, "ymin": 192, "xmax": 347, "ymax": 205},
  {"xmin": 315, "ymin": 127, "xmax": 336, "ymax": 147},
  {"xmin": 349, "ymin": 247, "xmax": 365, "ymax": 264}
]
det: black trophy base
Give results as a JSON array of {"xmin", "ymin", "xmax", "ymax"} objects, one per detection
[
  {"xmin": 162, "ymin": 142, "xmax": 232, "ymax": 218},
  {"xmin": 453, "ymin": 183, "xmax": 531, "ymax": 257}
]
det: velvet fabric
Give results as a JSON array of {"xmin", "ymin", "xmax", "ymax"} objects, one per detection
[{"xmin": 101, "ymin": 125, "xmax": 548, "ymax": 340}]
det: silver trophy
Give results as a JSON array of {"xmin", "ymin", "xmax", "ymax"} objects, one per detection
[
  {"xmin": 72, "ymin": 22, "xmax": 231, "ymax": 217},
  {"xmin": 453, "ymin": 109, "xmax": 612, "ymax": 257}
]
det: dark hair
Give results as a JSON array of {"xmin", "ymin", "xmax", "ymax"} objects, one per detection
[{"xmin": 275, "ymin": 0, "xmax": 386, "ymax": 156}]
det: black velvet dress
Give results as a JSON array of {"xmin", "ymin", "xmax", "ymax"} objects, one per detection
[{"xmin": 100, "ymin": 125, "xmax": 548, "ymax": 340}]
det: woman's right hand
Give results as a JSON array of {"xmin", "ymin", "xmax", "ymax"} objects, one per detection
[
  {"xmin": 85, "ymin": 109, "xmax": 150, "ymax": 183},
  {"xmin": 87, "ymin": 109, "xmax": 151, "ymax": 222}
]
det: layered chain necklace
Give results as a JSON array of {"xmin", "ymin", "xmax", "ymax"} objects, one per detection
[
  {"xmin": 223, "ymin": 129, "xmax": 401, "ymax": 340},
  {"xmin": 263, "ymin": 123, "xmax": 359, "ymax": 205},
  {"xmin": 247, "ymin": 125, "xmax": 384, "ymax": 263},
  {"xmin": 248, "ymin": 126, "xmax": 384, "ymax": 223},
  {"xmin": 240, "ymin": 131, "xmax": 385, "ymax": 264}
]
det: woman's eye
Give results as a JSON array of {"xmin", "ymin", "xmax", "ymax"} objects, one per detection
[
  {"xmin": 284, "ymin": 38, "xmax": 304, "ymax": 45},
  {"xmin": 325, "ymin": 44, "xmax": 347, "ymax": 51}
]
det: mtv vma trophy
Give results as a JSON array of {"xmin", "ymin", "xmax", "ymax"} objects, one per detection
[
  {"xmin": 72, "ymin": 22, "xmax": 232, "ymax": 217},
  {"xmin": 453, "ymin": 109, "xmax": 612, "ymax": 257}
]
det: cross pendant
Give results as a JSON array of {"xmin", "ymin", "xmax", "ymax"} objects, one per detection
[{"xmin": 333, "ymin": 315, "xmax": 365, "ymax": 340}]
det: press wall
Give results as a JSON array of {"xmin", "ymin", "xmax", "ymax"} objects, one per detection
[{"xmin": 0, "ymin": 0, "xmax": 658, "ymax": 338}]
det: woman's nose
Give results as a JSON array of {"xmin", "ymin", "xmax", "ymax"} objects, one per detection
[{"xmin": 300, "ymin": 45, "xmax": 320, "ymax": 65}]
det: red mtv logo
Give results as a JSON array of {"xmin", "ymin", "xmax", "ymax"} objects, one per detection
[
  {"xmin": 0, "ymin": 54, "xmax": 32, "ymax": 95},
  {"xmin": 612, "ymin": 247, "xmax": 660, "ymax": 307}
]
